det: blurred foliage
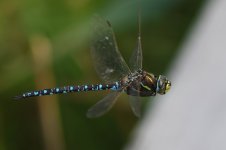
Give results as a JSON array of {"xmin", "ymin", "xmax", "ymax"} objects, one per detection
[{"xmin": 0, "ymin": 0, "xmax": 204, "ymax": 150}]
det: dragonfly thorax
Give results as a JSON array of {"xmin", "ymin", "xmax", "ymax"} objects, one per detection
[{"xmin": 122, "ymin": 70, "xmax": 155, "ymax": 97}]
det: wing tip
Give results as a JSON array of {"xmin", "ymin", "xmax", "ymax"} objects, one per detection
[
  {"xmin": 86, "ymin": 111, "xmax": 103, "ymax": 118},
  {"xmin": 13, "ymin": 95, "xmax": 24, "ymax": 100},
  {"xmin": 106, "ymin": 20, "xmax": 112, "ymax": 27},
  {"xmin": 134, "ymin": 112, "xmax": 141, "ymax": 118}
]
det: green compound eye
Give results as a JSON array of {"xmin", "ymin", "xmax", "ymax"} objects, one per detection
[
  {"xmin": 165, "ymin": 81, "xmax": 171, "ymax": 93},
  {"xmin": 156, "ymin": 75, "xmax": 171, "ymax": 95}
]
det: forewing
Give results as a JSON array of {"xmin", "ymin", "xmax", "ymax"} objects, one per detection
[
  {"xmin": 129, "ymin": 37, "xmax": 143, "ymax": 72},
  {"xmin": 86, "ymin": 91, "xmax": 121, "ymax": 118},
  {"xmin": 90, "ymin": 15, "xmax": 131, "ymax": 83}
]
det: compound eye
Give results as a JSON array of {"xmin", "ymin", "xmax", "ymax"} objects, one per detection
[{"xmin": 165, "ymin": 81, "xmax": 171, "ymax": 93}]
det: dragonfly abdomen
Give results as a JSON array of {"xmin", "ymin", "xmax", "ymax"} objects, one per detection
[{"xmin": 14, "ymin": 82, "xmax": 121, "ymax": 99}]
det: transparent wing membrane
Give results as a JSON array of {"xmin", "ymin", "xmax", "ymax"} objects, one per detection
[
  {"xmin": 127, "ymin": 78, "xmax": 142, "ymax": 117},
  {"xmin": 129, "ymin": 0, "xmax": 143, "ymax": 72},
  {"xmin": 90, "ymin": 15, "xmax": 131, "ymax": 83},
  {"xmin": 129, "ymin": 96, "xmax": 141, "ymax": 117},
  {"xmin": 86, "ymin": 91, "xmax": 121, "ymax": 118},
  {"xmin": 129, "ymin": 37, "xmax": 143, "ymax": 72}
]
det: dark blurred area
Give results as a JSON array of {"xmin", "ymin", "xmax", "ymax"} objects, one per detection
[{"xmin": 0, "ymin": 0, "xmax": 204, "ymax": 150}]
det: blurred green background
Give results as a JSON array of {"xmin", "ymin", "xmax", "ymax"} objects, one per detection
[{"xmin": 0, "ymin": 0, "xmax": 204, "ymax": 149}]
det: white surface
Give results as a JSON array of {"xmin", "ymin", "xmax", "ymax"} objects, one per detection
[{"xmin": 126, "ymin": 1, "xmax": 226, "ymax": 150}]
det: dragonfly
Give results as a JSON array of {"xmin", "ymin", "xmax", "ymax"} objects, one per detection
[{"xmin": 14, "ymin": 14, "xmax": 171, "ymax": 118}]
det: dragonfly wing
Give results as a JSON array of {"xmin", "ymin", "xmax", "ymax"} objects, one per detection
[
  {"xmin": 86, "ymin": 91, "xmax": 121, "ymax": 118},
  {"xmin": 129, "ymin": 36, "xmax": 143, "ymax": 72},
  {"xmin": 90, "ymin": 15, "xmax": 131, "ymax": 83},
  {"xmin": 129, "ymin": 95, "xmax": 141, "ymax": 117},
  {"xmin": 127, "ymin": 79, "xmax": 142, "ymax": 117}
]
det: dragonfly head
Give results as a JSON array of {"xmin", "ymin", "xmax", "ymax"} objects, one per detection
[{"xmin": 156, "ymin": 75, "xmax": 171, "ymax": 95}]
